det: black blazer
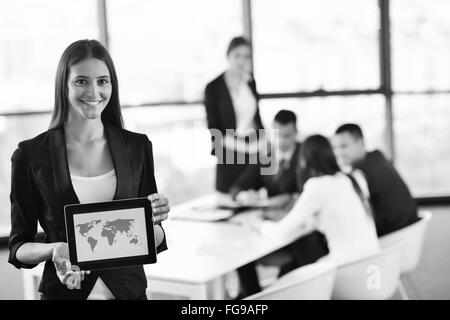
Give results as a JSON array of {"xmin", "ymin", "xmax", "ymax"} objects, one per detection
[
  {"xmin": 8, "ymin": 124, "xmax": 168, "ymax": 300},
  {"xmin": 230, "ymin": 143, "xmax": 302, "ymax": 198},
  {"xmin": 355, "ymin": 150, "xmax": 419, "ymax": 236},
  {"xmin": 204, "ymin": 72, "xmax": 264, "ymax": 155}
]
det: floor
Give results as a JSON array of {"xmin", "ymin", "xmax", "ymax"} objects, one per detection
[{"xmin": 0, "ymin": 206, "xmax": 449, "ymax": 300}]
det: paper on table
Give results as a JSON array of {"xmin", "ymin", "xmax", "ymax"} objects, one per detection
[
  {"xmin": 171, "ymin": 205, "xmax": 234, "ymax": 222},
  {"xmin": 196, "ymin": 242, "xmax": 247, "ymax": 256}
]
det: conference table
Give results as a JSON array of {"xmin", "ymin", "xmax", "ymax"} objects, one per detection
[{"xmin": 22, "ymin": 193, "xmax": 300, "ymax": 300}]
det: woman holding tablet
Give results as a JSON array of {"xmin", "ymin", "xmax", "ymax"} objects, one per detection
[{"xmin": 8, "ymin": 40, "xmax": 169, "ymax": 300}]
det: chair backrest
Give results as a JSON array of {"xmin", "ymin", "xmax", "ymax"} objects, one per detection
[
  {"xmin": 379, "ymin": 210, "xmax": 432, "ymax": 273},
  {"xmin": 245, "ymin": 260, "xmax": 336, "ymax": 300},
  {"xmin": 332, "ymin": 242, "xmax": 402, "ymax": 300}
]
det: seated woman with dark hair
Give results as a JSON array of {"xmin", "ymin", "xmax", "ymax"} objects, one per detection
[{"xmin": 251, "ymin": 134, "xmax": 380, "ymax": 268}]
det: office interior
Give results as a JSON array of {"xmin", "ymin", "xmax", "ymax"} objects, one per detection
[{"xmin": 0, "ymin": 0, "xmax": 449, "ymax": 300}]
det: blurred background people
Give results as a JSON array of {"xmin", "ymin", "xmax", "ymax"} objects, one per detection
[
  {"xmin": 238, "ymin": 134, "xmax": 380, "ymax": 297},
  {"xmin": 231, "ymin": 110, "xmax": 330, "ymax": 298},
  {"xmin": 255, "ymin": 134, "xmax": 380, "ymax": 265},
  {"xmin": 333, "ymin": 124, "xmax": 419, "ymax": 236},
  {"xmin": 229, "ymin": 109, "xmax": 301, "ymax": 203},
  {"xmin": 204, "ymin": 36, "xmax": 265, "ymax": 193}
]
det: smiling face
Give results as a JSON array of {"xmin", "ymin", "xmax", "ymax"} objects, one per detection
[
  {"xmin": 332, "ymin": 132, "xmax": 366, "ymax": 166},
  {"xmin": 67, "ymin": 58, "xmax": 112, "ymax": 121}
]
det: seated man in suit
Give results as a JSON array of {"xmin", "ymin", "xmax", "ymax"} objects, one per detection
[
  {"xmin": 229, "ymin": 109, "xmax": 301, "ymax": 203},
  {"xmin": 332, "ymin": 123, "xmax": 419, "ymax": 237},
  {"xmin": 232, "ymin": 110, "xmax": 329, "ymax": 298}
]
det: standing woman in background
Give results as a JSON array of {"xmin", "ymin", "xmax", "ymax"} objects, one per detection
[
  {"xmin": 204, "ymin": 36, "xmax": 265, "ymax": 193},
  {"xmin": 8, "ymin": 40, "xmax": 169, "ymax": 300}
]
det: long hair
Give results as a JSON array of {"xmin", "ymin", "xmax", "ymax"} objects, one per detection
[
  {"xmin": 49, "ymin": 39, "xmax": 123, "ymax": 129},
  {"xmin": 298, "ymin": 135, "xmax": 341, "ymax": 184}
]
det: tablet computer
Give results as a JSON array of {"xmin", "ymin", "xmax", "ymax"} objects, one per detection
[{"xmin": 64, "ymin": 197, "xmax": 156, "ymax": 271}]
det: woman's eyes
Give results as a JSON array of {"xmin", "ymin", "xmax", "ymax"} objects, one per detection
[
  {"xmin": 74, "ymin": 79, "xmax": 87, "ymax": 86},
  {"xmin": 73, "ymin": 79, "xmax": 110, "ymax": 86}
]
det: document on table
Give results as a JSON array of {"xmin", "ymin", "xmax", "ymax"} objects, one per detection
[{"xmin": 171, "ymin": 205, "xmax": 234, "ymax": 222}]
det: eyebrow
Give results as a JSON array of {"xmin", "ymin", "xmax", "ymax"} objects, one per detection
[{"xmin": 72, "ymin": 75, "xmax": 110, "ymax": 79}]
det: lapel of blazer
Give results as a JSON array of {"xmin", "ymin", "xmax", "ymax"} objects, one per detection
[
  {"xmin": 49, "ymin": 124, "xmax": 134, "ymax": 207},
  {"xmin": 49, "ymin": 127, "xmax": 80, "ymax": 206},
  {"xmin": 220, "ymin": 73, "xmax": 236, "ymax": 129},
  {"xmin": 104, "ymin": 124, "xmax": 133, "ymax": 200}
]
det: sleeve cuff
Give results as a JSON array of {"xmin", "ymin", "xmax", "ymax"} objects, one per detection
[
  {"xmin": 156, "ymin": 224, "xmax": 168, "ymax": 254},
  {"xmin": 8, "ymin": 241, "xmax": 39, "ymax": 269}
]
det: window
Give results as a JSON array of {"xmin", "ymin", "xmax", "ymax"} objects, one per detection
[
  {"xmin": 122, "ymin": 105, "xmax": 215, "ymax": 206},
  {"xmin": 391, "ymin": 0, "xmax": 450, "ymax": 197},
  {"xmin": 107, "ymin": 0, "xmax": 243, "ymax": 105},
  {"xmin": 0, "ymin": 0, "xmax": 99, "ymax": 113},
  {"xmin": 394, "ymin": 94, "xmax": 450, "ymax": 197},
  {"xmin": 259, "ymin": 95, "xmax": 388, "ymax": 153},
  {"xmin": 252, "ymin": 0, "xmax": 380, "ymax": 93},
  {"xmin": 0, "ymin": 114, "xmax": 51, "ymax": 236},
  {"xmin": 391, "ymin": 0, "xmax": 450, "ymax": 92}
]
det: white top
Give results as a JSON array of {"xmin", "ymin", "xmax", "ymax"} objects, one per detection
[
  {"xmin": 223, "ymin": 80, "xmax": 259, "ymax": 154},
  {"xmin": 260, "ymin": 172, "xmax": 380, "ymax": 266},
  {"xmin": 229, "ymin": 81, "xmax": 257, "ymax": 136},
  {"xmin": 71, "ymin": 169, "xmax": 117, "ymax": 300}
]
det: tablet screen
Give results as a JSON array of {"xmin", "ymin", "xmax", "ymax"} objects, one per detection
[
  {"xmin": 73, "ymin": 207, "xmax": 149, "ymax": 262},
  {"xmin": 65, "ymin": 197, "xmax": 157, "ymax": 270}
]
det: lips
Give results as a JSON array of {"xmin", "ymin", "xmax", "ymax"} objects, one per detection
[{"xmin": 80, "ymin": 100, "xmax": 103, "ymax": 107}]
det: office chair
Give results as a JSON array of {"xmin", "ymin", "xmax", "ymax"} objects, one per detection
[
  {"xmin": 331, "ymin": 242, "xmax": 403, "ymax": 300},
  {"xmin": 379, "ymin": 210, "xmax": 433, "ymax": 299},
  {"xmin": 245, "ymin": 259, "xmax": 336, "ymax": 300}
]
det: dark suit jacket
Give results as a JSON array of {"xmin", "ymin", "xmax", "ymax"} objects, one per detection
[
  {"xmin": 8, "ymin": 124, "xmax": 167, "ymax": 299},
  {"xmin": 355, "ymin": 150, "xmax": 419, "ymax": 236},
  {"xmin": 230, "ymin": 143, "xmax": 302, "ymax": 198},
  {"xmin": 204, "ymin": 72, "xmax": 264, "ymax": 155}
]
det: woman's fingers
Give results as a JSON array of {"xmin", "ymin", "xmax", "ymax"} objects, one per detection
[
  {"xmin": 59, "ymin": 270, "xmax": 74, "ymax": 284},
  {"xmin": 148, "ymin": 194, "xmax": 169, "ymax": 206},
  {"xmin": 54, "ymin": 259, "xmax": 90, "ymax": 288},
  {"xmin": 153, "ymin": 213, "xmax": 169, "ymax": 224},
  {"xmin": 151, "ymin": 198, "xmax": 169, "ymax": 208},
  {"xmin": 65, "ymin": 271, "xmax": 87, "ymax": 289},
  {"xmin": 147, "ymin": 193, "xmax": 160, "ymax": 202},
  {"xmin": 153, "ymin": 205, "xmax": 170, "ymax": 215},
  {"xmin": 148, "ymin": 193, "xmax": 170, "ymax": 224},
  {"xmin": 153, "ymin": 213, "xmax": 169, "ymax": 223}
]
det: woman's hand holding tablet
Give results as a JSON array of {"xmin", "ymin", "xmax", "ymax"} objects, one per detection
[
  {"xmin": 148, "ymin": 193, "xmax": 170, "ymax": 224},
  {"xmin": 55, "ymin": 193, "xmax": 169, "ymax": 289}
]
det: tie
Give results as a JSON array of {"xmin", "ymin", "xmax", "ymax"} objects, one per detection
[
  {"xmin": 346, "ymin": 173, "xmax": 374, "ymax": 219},
  {"xmin": 280, "ymin": 158, "xmax": 289, "ymax": 170},
  {"xmin": 274, "ymin": 159, "xmax": 288, "ymax": 184}
]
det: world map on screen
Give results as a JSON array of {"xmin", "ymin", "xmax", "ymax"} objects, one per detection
[{"xmin": 76, "ymin": 218, "xmax": 142, "ymax": 252}]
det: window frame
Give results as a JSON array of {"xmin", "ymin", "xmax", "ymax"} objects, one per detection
[{"xmin": 1, "ymin": 0, "xmax": 448, "ymax": 204}]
